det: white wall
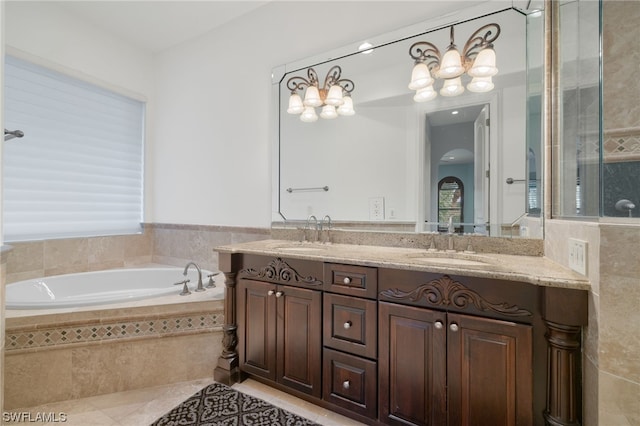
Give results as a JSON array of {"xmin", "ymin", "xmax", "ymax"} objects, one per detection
[{"xmin": 151, "ymin": 1, "xmax": 491, "ymax": 228}]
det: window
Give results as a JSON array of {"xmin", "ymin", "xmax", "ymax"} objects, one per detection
[
  {"xmin": 3, "ymin": 55, "xmax": 145, "ymax": 241},
  {"xmin": 438, "ymin": 176, "xmax": 464, "ymax": 233}
]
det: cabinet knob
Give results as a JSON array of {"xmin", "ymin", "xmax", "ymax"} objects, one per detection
[
  {"xmin": 342, "ymin": 380, "xmax": 350, "ymax": 390},
  {"xmin": 343, "ymin": 277, "xmax": 352, "ymax": 284},
  {"xmin": 343, "ymin": 321, "xmax": 352, "ymax": 329},
  {"xmin": 449, "ymin": 323, "xmax": 459, "ymax": 332},
  {"xmin": 267, "ymin": 290, "xmax": 275, "ymax": 296},
  {"xmin": 434, "ymin": 321, "xmax": 444, "ymax": 329},
  {"xmin": 275, "ymin": 291, "xmax": 284, "ymax": 298}
]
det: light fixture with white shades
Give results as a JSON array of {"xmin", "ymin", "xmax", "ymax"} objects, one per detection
[
  {"xmin": 408, "ymin": 23, "xmax": 501, "ymax": 102},
  {"xmin": 286, "ymin": 66, "xmax": 355, "ymax": 122}
]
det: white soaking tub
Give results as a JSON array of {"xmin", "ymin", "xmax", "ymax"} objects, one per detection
[{"xmin": 5, "ymin": 267, "xmax": 223, "ymax": 309}]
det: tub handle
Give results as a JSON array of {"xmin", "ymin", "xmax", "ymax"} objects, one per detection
[
  {"xmin": 207, "ymin": 272, "xmax": 220, "ymax": 288},
  {"xmin": 174, "ymin": 279, "xmax": 191, "ymax": 295}
]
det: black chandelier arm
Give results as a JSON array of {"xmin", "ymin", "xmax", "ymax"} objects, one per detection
[
  {"xmin": 409, "ymin": 41, "xmax": 442, "ymax": 66},
  {"xmin": 286, "ymin": 76, "xmax": 312, "ymax": 93},
  {"xmin": 336, "ymin": 78, "xmax": 355, "ymax": 94},
  {"xmin": 461, "ymin": 23, "xmax": 501, "ymax": 61},
  {"xmin": 322, "ymin": 65, "xmax": 343, "ymax": 88}
]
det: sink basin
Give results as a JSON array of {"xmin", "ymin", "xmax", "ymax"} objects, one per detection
[
  {"xmin": 273, "ymin": 244, "xmax": 328, "ymax": 252},
  {"xmin": 406, "ymin": 252, "xmax": 491, "ymax": 267},
  {"xmin": 279, "ymin": 246, "xmax": 325, "ymax": 252}
]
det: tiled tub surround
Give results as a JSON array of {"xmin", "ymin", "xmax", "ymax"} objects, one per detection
[
  {"xmin": 4, "ymin": 223, "xmax": 270, "ymax": 285},
  {"xmin": 4, "ymin": 286, "xmax": 225, "ymax": 410}
]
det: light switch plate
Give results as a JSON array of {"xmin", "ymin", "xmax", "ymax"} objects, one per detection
[{"xmin": 568, "ymin": 238, "xmax": 588, "ymax": 275}]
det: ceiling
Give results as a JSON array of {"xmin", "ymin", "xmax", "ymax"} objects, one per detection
[{"xmin": 59, "ymin": 1, "xmax": 270, "ymax": 52}]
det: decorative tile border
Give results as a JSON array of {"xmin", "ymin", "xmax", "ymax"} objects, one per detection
[
  {"xmin": 603, "ymin": 127, "xmax": 640, "ymax": 162},
  {"xmin": 5, "ymin": 312, "xmax": 224, "ymax": 352}
]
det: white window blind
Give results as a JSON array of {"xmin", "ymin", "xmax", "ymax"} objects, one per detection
[{"xmin": 3, "ymin": 55, "xmax": 144, "ymax": 242}]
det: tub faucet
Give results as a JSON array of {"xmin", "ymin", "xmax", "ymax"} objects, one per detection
[{"xmin": 183, "ymin": 262, "xmax": 204, "ymax": 292}]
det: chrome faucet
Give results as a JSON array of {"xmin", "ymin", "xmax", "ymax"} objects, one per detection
[
  {"xmin": 183, "ymin": 261, "xmax": 204, "ymax": 292},
  {"xmin": 321, "ymin": 215, "xmax": 332, "ymax": 230},
  {"xmin": 306, "ymin": 215, "xmax": 318, "ymax": 230},
  {"xmin": 320, "ymin": 215, "xmax": 332, "ymax": 243}
]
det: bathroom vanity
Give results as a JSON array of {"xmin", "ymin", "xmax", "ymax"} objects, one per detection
[{"xmin": 214, "ymin": 240, "xmax": 589, "ymax": 426}]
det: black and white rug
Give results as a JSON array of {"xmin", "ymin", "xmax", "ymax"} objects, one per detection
[{"xmin": 150, "ymin": 382, "xmax": 321, "ymax": 426}]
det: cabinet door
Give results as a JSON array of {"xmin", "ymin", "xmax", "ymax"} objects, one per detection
[
  {"xmin": 276, "ymin": 285, "xmax": 322, "ymax": 397},
  {"xmin": 447, "ymin": 313, "xmax": 533, "ymax": 426},
  {"xmin": 379, "ymin": 302, "xmax": 447, "ymax": 425},
  {"xmin": 237, "ymin": 279, "xmax": 277, "ymax": 381}
]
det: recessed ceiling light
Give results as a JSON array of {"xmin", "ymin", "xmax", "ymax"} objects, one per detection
[
  {"xmin": 358, "ymin": 42, "xmax": 374, "ymax": 55},
  {"xmin": 451, "ymin": 110, "xmax": 459, "ymax": 115}
]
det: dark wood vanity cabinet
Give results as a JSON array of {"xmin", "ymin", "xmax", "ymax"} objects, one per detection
[
  {"xmin": 216, "ymin": 251, "xmax": 588, "ymax": 426},
  {"xmin": 237, "ymin": 278, "xmax": 322, "ymax": 398},
  {"xmin": 379, "ymin": 301, "xmax": 533, "ymax": 425}
]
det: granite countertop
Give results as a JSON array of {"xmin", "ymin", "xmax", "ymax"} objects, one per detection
[{"xmin": 216, "ymin": 239, "xmax": 591, "ymax": 291}]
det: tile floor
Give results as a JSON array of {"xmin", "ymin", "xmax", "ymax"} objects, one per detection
[{"xmin": 6, "ymin": 377, "xmax": 366, "ymax": 425}]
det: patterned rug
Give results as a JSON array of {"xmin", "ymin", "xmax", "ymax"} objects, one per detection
[{"xmin": 150, "ymin": 382, "xmax": 321, "ymax": 426}]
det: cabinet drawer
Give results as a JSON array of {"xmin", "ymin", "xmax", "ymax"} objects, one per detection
[
  {"xmin": 324, "ymin": 293, "xmax": 377, "ymax": 359},
  {"xmin": 323, "ymin": 348, "xmax": 377, "ymax": 419},
  {"xmin": 324, "ymin": 263, "xmax": 377, "ymax": 299}
]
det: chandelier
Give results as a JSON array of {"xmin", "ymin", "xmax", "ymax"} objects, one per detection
[
  {"xmin": 286, "ymin": 66, "xmax": 355, "ymax": 122},
  {"xmin": 408, "ymin": 23, "xmax": 501, "ymax": 102}
]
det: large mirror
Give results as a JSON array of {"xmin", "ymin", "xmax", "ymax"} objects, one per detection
[{"xmin": 274, "ymin": 3, "xmax": 544, "ymax": 238}]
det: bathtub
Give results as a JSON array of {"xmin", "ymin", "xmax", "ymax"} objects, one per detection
[
  {"xmin": 5, "ymin": 266, "xmax": 222, "ymax": 309},
  {"xmin": 4, "ymin": 266, "xmax": 226, "ymax": 409}
]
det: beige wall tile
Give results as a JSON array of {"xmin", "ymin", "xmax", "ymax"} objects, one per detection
[
  {"xmin": 599, "ymin": 225, "xmax": 640, "ymax": 278},
  {"xmin": 599, "ymin": 273, "xmax": 640, "ymax": 383},
  {"xmin": 4, "ymin": 349, "xmax": 73, "ymax": 409},
  {"xmin": 87, "ymin": 236, "xmax": 125, "ymax": 266},
  {"xmin": 583, "ymin": 356, "xmax": 599, "ymax": 426},
  {"xmin": 5, "ymin": 241, "xmax": 44, "ymax": 276},
  {"xmin": 43, "ymin": 238, "xmax": 89, "ymax": 276},
  {"xmin": 599, "ymin": 371, "xmax": 640, "ymax": 426}
]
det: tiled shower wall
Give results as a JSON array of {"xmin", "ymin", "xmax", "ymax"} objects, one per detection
[{"xmin": 4, "ymin": 223, "xmax": 270, "ymax": 283}]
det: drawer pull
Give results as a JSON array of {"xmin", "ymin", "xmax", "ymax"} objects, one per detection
[
  {"xmin": 343, "ymin": 277, "xmax": 352, "ymax": 284},
  {"xmin": 342, "ymin": 380, "xmax": 350, "ymax": 390},
  {"xmin": 450, "ymin": 323, "xmax": 459, "ymax": 332},
  {"xmin": 434, "ymin": 320, "xmax": 444, "ymax": 330},
  {"xmin": 275, "ymin": 291, "xmax": 284, "ymax": 298},
  {"xmin": 267, "ymin": 290, "xmax": 275, "ymax": 296},
  {"xmin": 343, "ymin": 321, "xmax": 352, "ymax": 329}
]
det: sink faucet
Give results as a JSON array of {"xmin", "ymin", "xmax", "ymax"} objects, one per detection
[
  {"xmin": 321, "ymin": 215, "xmax": 332, "ymax": 230},
  {"xmin": 306, "ymin": 215, "xmax": 318, "ymax": 230},
  {"xmin": 305, "ymin": 215, "xmax": 319, "ymax": 242},
  {"xmin": 183, "ymin": 261, "xmax": 204, "ymax": 292}
]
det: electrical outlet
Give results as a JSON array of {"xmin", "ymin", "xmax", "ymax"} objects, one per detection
[
  {"xmin": 568, "ymin": 238, "xmax": 588, "ymax": 275},
  {"xmin": 369, "ymin": 197, "xmax": 385, "ymax": 221}
]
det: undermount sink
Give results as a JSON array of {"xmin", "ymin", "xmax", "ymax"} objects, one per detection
[
  {"xmin": 274, "ymin": 244, "xmax": 328, "ymax": 252},
  {"xmin": 406, "ymin": 252, "xmax": 492, "ymax": 267}
]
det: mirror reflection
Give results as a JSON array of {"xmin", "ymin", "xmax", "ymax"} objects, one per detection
[{"xmin": 277, "ymin": 6, "xmax": 543, "ymax": 238}]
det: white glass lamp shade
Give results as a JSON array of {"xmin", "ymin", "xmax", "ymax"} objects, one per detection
[
  {"xmin": 300, "ymin": 106, "xmax": 318, "ymax": 122},
  {"xmin": 337, "ymin": 95, "xmax": 355, "ymax": 116},
  {"xmin": 467, "ymin": 47, "xmax": 498, "ymax": 77},
  {"xmin": 413, "ymin": 85, "xmax": 437, "ymax": 102},
  {"xmin": 440, "ymin": 77, "xmax": 465, "ymax": 97},
  {"xmin": 438, "ymin": 48, "xmax": 465, "ymax": 79},
  {"xmin": 320, "ymin": 105, "xmax": 338, "ymax": 119},
  {"xmin": 303, "ymin": 86, "xmax": 323, "ymax": 107},
  {"xmin": 287, "ymin": 93, "xmax": 304, "ymax": 114},
  {"xmin": 408, "ymin": 62, "xmax": 433, "ymax": 90},
  {"xmin": 467, "ymin": 76, "xmax": 494, "ymax": 93},
  {"xmin": 324, "ymin": 85, "xmax": 345, "ymax": 106}
]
